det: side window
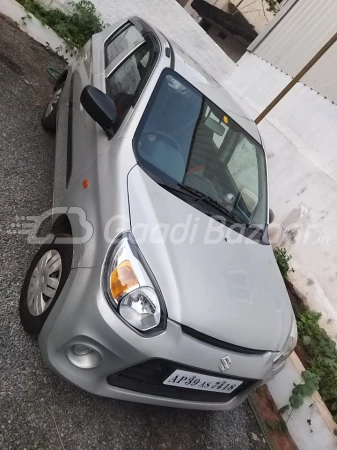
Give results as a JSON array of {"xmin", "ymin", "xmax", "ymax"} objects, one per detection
[
  {"xmin": 105, "ymin": 24, "xmax": 144, "ymax": 68},
  {"xmin": 106, "ymin": 45, "xmax": 150, "ymax": 128}
]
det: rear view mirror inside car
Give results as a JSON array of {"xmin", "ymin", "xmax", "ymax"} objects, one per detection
[{"xmin": 204, "ymin": 117, "xmax": 226, "ymax": 136}]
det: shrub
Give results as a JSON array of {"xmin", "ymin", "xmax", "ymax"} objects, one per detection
[
  {"xmin": 18, "ymin": 0, "xmax": 104, "ymax": 49},
  {"xmin": 297, "ymin": 310, "xmax": 337, "ymax": 421},
  {"xmin": 274, "ymin": 247, "xmax": 294, "ymax": 278}
]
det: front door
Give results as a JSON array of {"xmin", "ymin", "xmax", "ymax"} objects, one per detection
[{"xmin": 54, "ymin": 20, "xmax": 152, "ymax": 207}]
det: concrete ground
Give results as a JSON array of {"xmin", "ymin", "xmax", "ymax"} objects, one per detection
[{"xmin": 0, "ymin": 16, "xmax": 267, "ymax": 450}]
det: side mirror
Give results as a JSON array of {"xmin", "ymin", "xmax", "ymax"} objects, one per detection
[
  {"xmin": 80, "ymin": 86, "xmax": 117, "ymax": 139},
  {"xmin": 269, "ymin": 208, "xmax": 275, "ymax": 223}
]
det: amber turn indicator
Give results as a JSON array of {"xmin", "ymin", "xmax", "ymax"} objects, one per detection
[{"xmin": 110, "ymin": 260, "xmax": 139, "ymax": 300}]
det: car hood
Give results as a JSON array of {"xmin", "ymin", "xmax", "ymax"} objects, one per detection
[{"xmin": 127, "ymin": 166, "xmax": 293, "ymax": 351}]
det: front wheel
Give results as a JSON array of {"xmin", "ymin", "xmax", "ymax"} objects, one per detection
[
  {"xmin": 20, "ymin": 240, "xmax": 72, "ymax": 335},
  {"xmin": 41, "ymin": 85, "xmax": 63, "ymax": 132}
]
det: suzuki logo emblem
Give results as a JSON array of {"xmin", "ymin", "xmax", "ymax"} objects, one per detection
[{"xmin": 218, "ymin": 356, "xmax": 231, "ymax": 372}]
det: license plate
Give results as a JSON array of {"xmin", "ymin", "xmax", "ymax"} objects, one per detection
[{"xmin": 163, "ymin": 369, "xmax": 242, "ymax": 394}]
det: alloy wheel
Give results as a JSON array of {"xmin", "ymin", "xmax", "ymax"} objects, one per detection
[
  {"xmin": 45, "ymin": 88, "xmax": 62, "ymax": 117},
  {"xmin": 27, "ymin": 249, "xmax": 62, "ymax": 316}
]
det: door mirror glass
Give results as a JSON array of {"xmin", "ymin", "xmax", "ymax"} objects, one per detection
[
  {"xmin": 80, "ymin": 86, "xmax": 117, "ymax": 138},
  {"xmin": 269, "ymin": 208, "xmax": 275, "ymax": 223}
]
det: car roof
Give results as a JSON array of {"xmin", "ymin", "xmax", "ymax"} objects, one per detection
[{"xmin": 168, "ymin": 40, "xmax": 262, "ymax": 144}]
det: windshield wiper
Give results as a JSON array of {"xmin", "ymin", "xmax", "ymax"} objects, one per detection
[
  {"xmin": 158, "ymin": 182, "xmax": 201, "ymax": 200},
  {"xmin": 160, "ymin": 182, "xmax": 236, "ymax": 221},
  {"xmin": 177, "ymin": 183, "xmax": 246, "ymax": 224},
  {"xmin": 161, "ymin": 181, "xmax": 267, "ymax": 242}
]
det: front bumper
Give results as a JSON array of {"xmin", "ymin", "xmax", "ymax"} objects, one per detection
[{"xmin": 39, "ymin": 266, "xmax": 283, "ymax": 410}]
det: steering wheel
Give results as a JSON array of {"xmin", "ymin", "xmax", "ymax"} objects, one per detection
[{"xmin": 141, "ymin": 131, "xmax": 181, "ymax": 153}]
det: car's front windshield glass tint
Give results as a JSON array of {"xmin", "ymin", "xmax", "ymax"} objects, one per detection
[{"xmin": 134, "ymin": 70, "xmax": 267, "ymax": 228}]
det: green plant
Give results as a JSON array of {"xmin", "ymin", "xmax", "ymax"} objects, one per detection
[
  {"xmin": 17, "ymin": 0, "xmax": 104, "ymax": 49},
  {"xmin": 297, "ymin": 310, "xmax": 337, "ymax": 420},
  {"xmin": 289, "ymin": 370, "xmax": 320, "ymax": 409},
  {"xmin": 265, "ymin": 419, "xmax": 287, "ymax": 434},
  {"xmin": 265, "ymin": 0, "xmax": 280, "ymax": 14},
  {"xmin": 278, "ymin": 404, "xmax": 290, "ymax": 414},
  {"xmin": 274, "ymin": 247, "xmax": 294, "ymax": 278}
]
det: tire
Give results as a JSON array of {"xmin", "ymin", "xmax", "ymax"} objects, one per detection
[
  {"xmin": 41, "ymin": 84, "xmax": 64, "ymax": 132},
  {"xmin": 20, "ymin": 239, "xmax": 72, "ymax": 335}
]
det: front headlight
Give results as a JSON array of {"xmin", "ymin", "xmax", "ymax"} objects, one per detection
[
  {"xmin": 102, "ymin": 232, "xmax": 166, "ymax": 334},
  {"xmin": 273, "ymin": 315, "xmax": 297, "ymax": 368}
]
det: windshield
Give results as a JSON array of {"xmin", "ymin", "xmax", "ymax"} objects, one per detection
[{"xmin": 134, "ymin": 70, "xmax": 268, "ymax": 228}]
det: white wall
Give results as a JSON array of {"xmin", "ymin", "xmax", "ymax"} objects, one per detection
[
  {"xmin": 249, "ymin": 0, "xmax": 337, "ymax": 104},
  {"xmin": 38, "ymin": 0, "xmax": 236, "ymax": 83},
  {"xmin": 226, "ymin": 52, "xmax": 337, "ymax": 340},
  {"xmin": 1, "ymin": 0, "xmax": 75, "ymax": 62}
]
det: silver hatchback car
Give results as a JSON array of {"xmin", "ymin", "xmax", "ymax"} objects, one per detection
[{"xmin": 20, "ymin": 17, "xmax": 297, "ymax": 410}]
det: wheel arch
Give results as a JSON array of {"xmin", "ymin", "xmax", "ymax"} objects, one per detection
[
  {"xmin": 54, "ymin": 69, "xmax": 68, "ymax": 91},
  {"xmin": 51, "ymin": 213, "xmax": 83, "ymax": 268},
  {"xmin": 51, "ymin": 214, "xmax": 72, "ymax": 236}
]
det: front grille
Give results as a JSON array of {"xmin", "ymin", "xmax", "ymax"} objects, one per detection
[
  {"xmin": 181, "ymin": 325, "xmax": 268, "ymax": 355},
  {"xmin": 107, "ymin": 359, "xmax": 256, "ymax": 402}
]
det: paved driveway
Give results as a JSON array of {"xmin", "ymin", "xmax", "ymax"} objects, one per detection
[{"xmin": 0, "ymin": 16, "xmax": 267, "ymax": 450}]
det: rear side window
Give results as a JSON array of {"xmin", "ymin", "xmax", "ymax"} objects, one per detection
[
  {"xmin": 106, "ymin": 44, "xmax": 150, "ymax": 127},
  {"xmin": 107, "ymin": 45, "xmax": 150, "ymax": 99},
  {"xmin": 104, "ymin": 20, "xmax": 159, "ymax": 132},
  {"xmin": 105, "ymin": 24, "xmax": 144, "ymax": 68}
]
